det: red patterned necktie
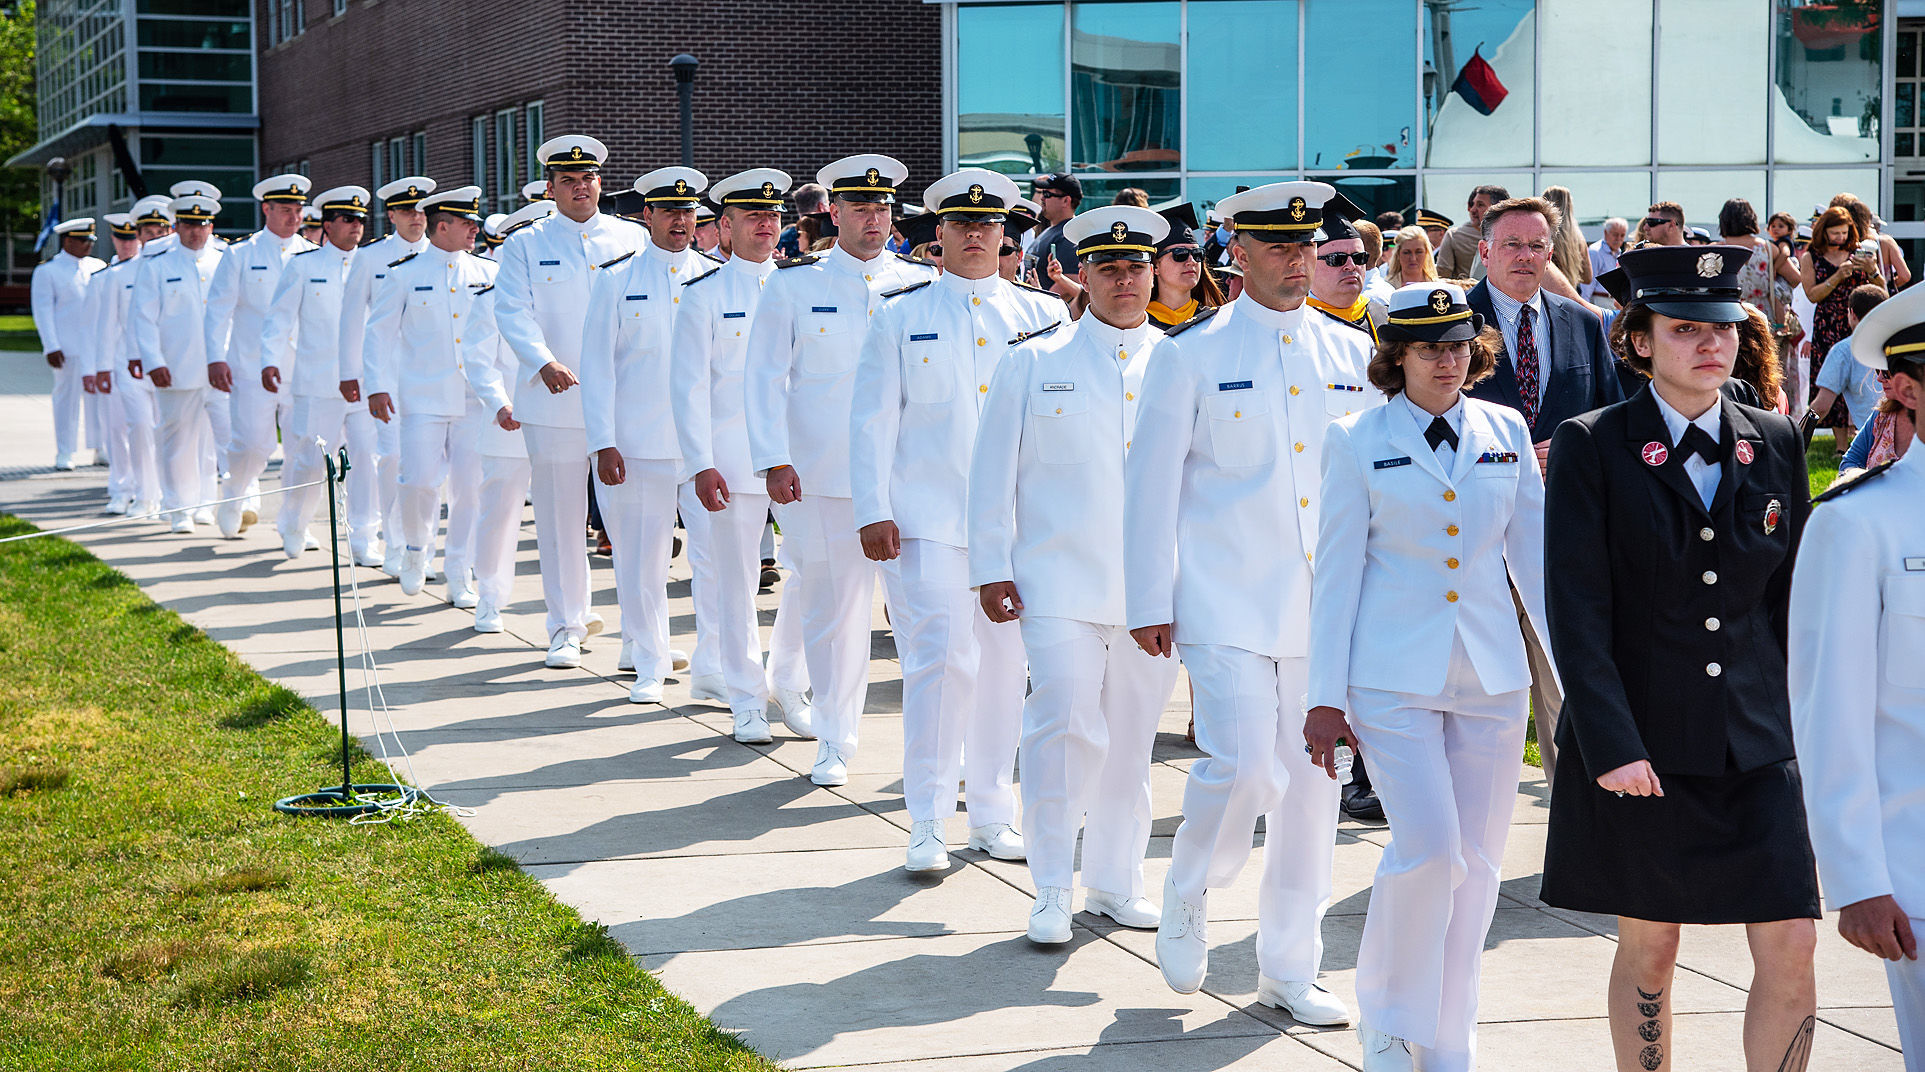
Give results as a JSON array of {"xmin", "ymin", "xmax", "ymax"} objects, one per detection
[{"xmin": 1515, "ymin": 304, "xmax": 1540, "ymax": 426}]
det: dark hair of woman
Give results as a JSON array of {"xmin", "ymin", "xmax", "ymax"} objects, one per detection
[
  {"xmin": 1365, "ymin": 326, "xmax": 1501, "ymax": 397},
  {"xmin": 1609, "ymin": 302, "xmax": 1783, "ymax": 409},
  {"xmin": 1717, "ymin": 198, "xmax": 1759, "ymax": 238}
]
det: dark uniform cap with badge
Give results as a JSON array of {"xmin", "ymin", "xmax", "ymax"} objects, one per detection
[
  {"xmin": 1610, "ymin": 244, "xmax": 1753, "ymax": 323},
  {"xmin": 1153, "ymin": 200, "xmax": 1200, "ymax": 253},
  {"xmin": 711, "ymin": 168, "xmax": 792, "ymax": 212},
  {"xmin": 817, "ymin": 154, "xmax": 907, "ymax": 205},
  {"xmin": 924, "ymin": 168, "xmax": 1023, "ymax": 222},
  {"xmin": 1849, "ymin": 279, "xmax": 1925, "ymax": 374},
  {"xmin": 1216, "ymin": 180, "xmax": 1337, "ymax": 245},
  {"xmin": 894, "ymin": 206, "xmax": 940, "ymax": 249},
  {"xmin": 104, "ymin": 212, "xmax": 136, "ymax": 239},
  {"xmin": 537, "ymin": 135, "xmax": 608, "ymax": 173},
  {"xmin": 1414, "ymin": 208, "xmax": 1453, "ymax": 231},
  {"xmin": 633, "ymin": 166, "xmax": 708, "ymax": 207},
  {"xmin": 376, "ymin": 176, "xmax": 436, "ymax": 211},
  {"xmin": 1314, "ymin": 192, "xmax": 1366, "ymax": 245},
  {"xmin": 1005, "ymin": 198, "xmax": 1043, "ymax": 242},
  {"xmin": 1381, "ymin": 281, "xmax": 1485, "ymax": 343},
  {"xmin": 1063, "ymin": 205, "xmax": 1170, "ymax": 264}
]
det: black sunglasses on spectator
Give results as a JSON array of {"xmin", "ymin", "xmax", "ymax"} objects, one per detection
[
  {"xmin": 928, "ymin": 245, "xmax": 942, "ymax": 256},
  {"xmin": 1643, "ymin": 217, "xmax": 1675, "ymax": 228},
  {"xmin": 1160, "ymin": 247, "xmax": 1202, "ymax": 262},
  {"xmin": 1316, "ymin": 251, "xmax": 1369, "ymax": 267},
  {"xmin": 999, "ymin": 244, "xmax": 1021, "ymax": 256}
]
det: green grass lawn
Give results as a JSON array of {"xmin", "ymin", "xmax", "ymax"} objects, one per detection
[
  {"xmin": 0, "ymin": 314, "xmax": 41, "ymax": 353},
  {"xmin": 0, "ymin": 515, "xmax": 774, "ymax": 1071}
]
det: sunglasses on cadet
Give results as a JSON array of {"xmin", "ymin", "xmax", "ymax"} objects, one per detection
[
  {"xmin": 1317, "ymin": 251, "xmax": 1370, "ymax": 267},
  {"xmin": 1160, "ymin": 248, "xmax": 1202, "ymax": 262}
]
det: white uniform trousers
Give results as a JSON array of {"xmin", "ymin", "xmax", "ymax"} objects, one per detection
[
  {"xmin": 473, "ymin": 454, "xmax": 531, "ymax": 609},
  {"xmin": 767, "ymin": 526, "xmax": 810, "ymax": 695},
  {"xmin": 775, "ymin": 495, "xmax": 890, "ymax": 758},
  {"xmin": 894, "ymin": 538, "xmax": 1024, "ymax": 827},
  {"xmin": 86, "ymin": 390, "xmax": 105, "ymax": 451},
  {"xmin": 375, "ymin": 411, "xmax": 402, "ymax": 551},
  {"xmin": 153, "ymin": 386, "xmax": 219, "ymax": 519},
  {"xmin": 679, "ymin": 481, "xmax": 724, "ymax": 680},
  {"xmin": 397, "ymin": 401, "xmax": 486, "ymax": 587},
  {"xmin": 1887, "ymin": 924, "xmax": 1925, "ymax": 1068},
  {"xmin": 520, "ymin": 423, "xmax": 593, "ymax": 641},
  {"xmin": 118, "ymin": 375, "xmax": 160, "ymax": 506},
  {"xmin": 706, "ymin": 489, "xmax": 779, "ymax": 714},
  {"xmin": 224, "ymin": 374, "xmax": 289, "ymax": 497},
  {"xmin": 1346, "ymin": 637, "xmax": 1529, "ymax": 1072},
  {"xmin": 51, "ymin": 355, "xmax": 84, "ymax": 458},
  {"xmin": 1172, "ymin": 644, "xmax": 1340, "ymax": 984},
  {"xmin": 598, "ymin": 458, "xmax": 681, "ymax": 680},
  {"xmin": 278, "ymin": 397, "xmax": 380, "ymax": 551},
  {"xmin": 97, "ymin": 380, "xmax": 133, "ymax": 500},
  {"xmin": 1019, "ymin": 615, "xmax": 1178, "ymax": 896}
]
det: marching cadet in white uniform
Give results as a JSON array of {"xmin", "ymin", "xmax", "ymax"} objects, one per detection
[
  {"xmin": 1791, "ymin": 288, "xmax": 1925, "ymax": 1065},
  {"xmin": 132, "ymin": 193, "xmax": 228, "ymax": 532},
  {"xmin": 78, "ymin": 213, "xmax": 144, "ymax": 513},
  {"xmin": 1123, "ymin": 181, "xmax": 1375, "ymax": 1022},
  {"xmin": 338, "ymin": 176, "xmax": 435, "ymax": 570},
  {"xmin": 672, "ymin": 168, "xmax": 815, "ymax": 743},
  {"xmin": 1305, "ymin": 283, "xmax": 1550, "ymax": 1072},
  {"xmin": 107, "ymin": 197, "xmax": 176, "ymax": 518},
  {"xmin": 207, "ymin": 174, "xmax": 316, "ymax": 540},
  {"xmin": 493, "ymin": 134, "xmax": 645, "ymax": 669},
  {"xmin": 31, "ymin": 217, "xmax": 106, "ymax": 470},
  {"xmin": 261, "ymin": 185, "xmax": 375, "ymax": 559},
  {"xmin": 851, "ymin": 167, "xmax": 1061, "ymax": 872},
  {"xmin": 969, "ymin": 205, "xmax": 1180, "ymax": 943},
  {"xmin": 746, "ymin": 154, "xmax": 935, "ymax": 783},
  {"xmin": 580, "ymin": 167, "xmax": 712, "ymax": 701},
  {"xmin": 362, "ymin": 187, "xmax": 496, "ymax": 599}
]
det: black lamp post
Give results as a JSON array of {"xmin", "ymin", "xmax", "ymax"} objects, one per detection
[{"xmin": 670, "ymin": 54, "xmax": 699, "ymax": 167}]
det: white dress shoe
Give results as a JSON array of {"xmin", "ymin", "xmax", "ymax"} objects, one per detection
[
  {"xmin": 381, "ymin": 545, "xmax": 403, "ymax": 577},
  {"xmin": 1357, "ymin": 1023, "xmax": 1416, "ymax": 1072},
  {"xmin": 769, "ymin": 685, "xmax": 816, "ymax": 739},
  {"xmin": 449, "ymin": 580, "xmax": 479, "ymax": 610},
  {"xmin": 545, "ymin": 629, "xmax": 582, "ymax": 669},
  {"xmin": 1156, "ymin": 874, "xmax": 1208, "ymax": 994},
  {"xmin": 669, "ymin": 648, "xmax": 690, "ymax": 671},
  {"xmin": 215, "ymin": 498, "xmax": 245, "ymax": 539},
  {"xmin": 617, "ymin": 640, "xmax": 635, "ymax": 673},
  {"xmin": 966, "ymin": 822, "xmax": 1025, "ymax": 860},
  {"xmin": 688, "ymin": 673, "xmax": 727, "ymax": 702},
  {"xmin": 1257, "ymin": 978, "xmax": 1352, "ymax": 1026},
  {"xmin": 905, "ymin": 819, "xmax": 948, "ymax": 872},
  {"xmin": 629, "ymin": 678, "xmax": 664, "ymax": 704},
  {"xmin": 732, "ymin": 708, "xmax": 773, "ymax": 744},
  {"xmin": 281, "ymin": 529, "xmax": 304, "ymax": 560},
  {"xmin": 398, "ymin": 547, "xmax": 428, "ymax": 596},
  {"xmin": 133, "ymin": 500, "xmax": 160, "ymax": 519},
  {"xmin": 584, "ymin": 611, "xmax": 605, "ymax": 638},
  {"xmin": 810, "ymin": 745, "xmax": 849, "ymax": 787},
  {"xmin": 169, "ymin": 513, "xmax": 195, "ymax": 534},
  {"xmin": 53, "ymin": 453, "xmax": 74, "ymax": 471},
  {"xmin": 1083, "ymin": 888, "xmax": 1160, "ymax": 929},
  {"xmin": 473, "ymin": 600, "xmax": 503, "ymax": 634},
  {"xmin": 1028, "ymin": 887, "xmax": 1075, "ymax": 945},
  {"xmin": 304, "ymin": 531, "xmax": 321, "ymax": 550},
  {"xmin": 192, "ymin": 507, "xmax": 215, "ymax": 526},
  {"xmin": 103, "ymin": 495, "xmax": 129, "ymax": 516},
  {"xmin": 352, "ymin": 545, "xmax": 384, "ymax": 568}
]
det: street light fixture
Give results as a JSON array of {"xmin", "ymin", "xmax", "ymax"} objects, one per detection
[{"xmin": 670, "ymin": 54, "xmax": 699, "ymax": 167}]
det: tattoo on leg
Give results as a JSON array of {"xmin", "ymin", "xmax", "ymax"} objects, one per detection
[
  {"xmin": 1634, "ymin": 985, "xmax": 1664, "ymax": 1070},
  {"xmin": 1637, "ymin": 986, "xmax": 1663, "ymax": 1000},
  {"xmin": 1776, "ymin": 1015, "xmax": 1815, "ymax": 1072},
  {"xmin": 1640, "ymin": 1043, "xmax": 1663, "ymax": 1070}
]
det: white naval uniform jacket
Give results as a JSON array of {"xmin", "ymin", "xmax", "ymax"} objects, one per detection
[
  {"xmin": 1122, "ymin": 297, "xmax": 1378, "ymax": 659},
  {"xmin": 1307, "ymin": 394, "xmax": 1552, "ymax": 711},
  {"xmin": 260, "ymin": 244, "xmax": 354, "ymax": 399},
  {"xmin": 968, "ymin": 315, "xmax": 1161, "ymax": 626},
  {"xmin": 671, "ymin": 256, "xmax": 779, "ymax": 486},
  {"xmin": 204, "ymin": 228, "xmax": 315, "ymax": 376},
  {"xmin": 850, "ymin": 271, "xmax": 1064, "ymax": 547},
  {"xmin": 361, "ymin": 247, "xmax": 497, "ymax": 418},
  {"xmin": 337, "ymin": 234, "xmax": 427, "ymax": 386},
  {"xmin": 579, "ymin": 241, "xmax": 718, "ymax": 464},
  {"xmin": 494, "ymin": 210, "xmax": 647, "ymax": 429},
  {"xmin": 31, "ymin": 249, "xmax": 105, "ymax": 360},
  {"xmin": 460, "ymin": 286, "xmax": 530, "ymax": 461},
  {"xmin": 131, "ymin": 240, "xmax": 226, "ymax": 390},
  {"xmin": 77, "ymin": 257, "xmax": 136, "ymax": 377},
  {"xmin": 744, "ymin": 245, "xmax": 937, "ymax": 498},
  {"xmin": 1790, "ymin": 448, "xmax": 1925, "ymax": 913}
]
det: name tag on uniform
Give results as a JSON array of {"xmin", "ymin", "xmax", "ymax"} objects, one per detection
[
  {"xmin": 625, "ymin": 294, "xmax": 647, "ymax": 301},
  {"xmin": 165, "ymin": 277, "xmax": 182, "ymax": 283},
  {"xmin": 374, "ymin": 273, "xmax": 386, "ymax": 280},
  {"xmin": 250, "ymin": 265, "xmax": 268, "ymax": 270},
  {"xmin": 1041, "ymin": 382, "xmax": 1075, "ymax": 392},
  {"xmin": 1477, "ymin": 451, "xmax": 1519, "ymax": 464},
  {"xmin": 309, "ymin": 278, "xmax": 326, "ymax": 283},
  {"xmin": 1326, "ymin": 383, "xmax": 1364, "ymax": 393},
  {"xmin": 909, "ymin": 332, "xmax": 939, "ymax": 342},
  {"xmin": 811, "ymin": 306, "xmax": 837, "ymax": 313},
  {"xmin": 723, "ymin": 311, "xmax": 746, "ymax": 319},
  {"xmin": 539, "ymin": 259, "xmax": 561, "ymax": 266},
  {"xmin": 414, "ymin": 285, "xmax": 433, "ymax": 291},
  {"xmin": 1374, "ymin": 457, "xmax": 1412, "ymax": 470},
  {"xmin": 1218, "ymin": 380, "xmax": 1253, "ymax": 392},
  {"xmin": 1907, "ymin": 557, "xmax": 1925, "ymax": 571}
]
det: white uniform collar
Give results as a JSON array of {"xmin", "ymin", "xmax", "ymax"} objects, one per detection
[
  {"xmin": 645, "ymin": 239, "xmax": 694, "ymax": 265},
  {"xmin": 551, "ymin": 210, "xmax": 603, "ymax": 235},
  {"xmin": 397, "ymin": 234, "xmax": 429, "ymax": 254},
  {"xmin": 826, "ymin": 242, "xmax": 886, "ymax": 273},
  {"xmin": 938, "ymin": 269, "xmax": 1002, "ymax": 299},
  {"xmin": 1232, "ymin": 295, "xmax": 1307, "ymax": 332},
  {"xmin": 1651, "ymin": 387, "xmax": 1723, "ymax": 447},
  {"xmin": 724, "ymin": 253, "xmax": 777, "ymax": 282},
  {"xmin": 1400, "ymin": 390, "xmax": 1464, "ymax": 435},
  {"xmin": 1078, "ymin": 312, "xmax": 1153, "ymax": 358}
]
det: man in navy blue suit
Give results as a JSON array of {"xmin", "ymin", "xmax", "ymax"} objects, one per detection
[{"xmin": 1464, "ymin": 195, "xmax": 1623, "ymax": 788}]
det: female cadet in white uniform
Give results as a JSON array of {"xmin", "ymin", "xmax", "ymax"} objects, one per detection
[{"xmin": 1305, "ymin": 282, "xmax": 1551, "ymax": 1072}]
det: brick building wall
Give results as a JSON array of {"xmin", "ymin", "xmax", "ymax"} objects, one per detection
[{"xmin": 258, "ymin": 0, "xmax": 944, "ymax": 206}]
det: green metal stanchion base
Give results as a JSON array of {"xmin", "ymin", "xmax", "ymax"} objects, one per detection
[{"xmin": 274, "ymin": 783, "xmax": 420, "ymax": 818}]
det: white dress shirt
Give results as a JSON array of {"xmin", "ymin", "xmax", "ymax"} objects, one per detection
[
  {"xmin": 203, "ymin": 228, "xmax": 315, "ymax": 373},
  {"xmin": 260, "ymin": 243, "xmax": 355, "ymax": 398},
  {"xmin": 579, "ymin": 240, "xmax": 717, "ymax": 463},
  {"xmin": 361, "ymin": 245, "xmax": 497, "ymax": 417},
  {"xmin": 1651, "ymin": 388, "xmax": 1724, "ymax": 508},
  {"xmin": 336, "ymin": 232, "xmax": 427, "ymax": 385},
  {"xmin": 493, "ymin": 209, "xmax": 647, "ymax": 429},
  {"xmin": 31, "ymin": 249, "xmax": 105, "ymax": 359},
  {"xmin": 1486, "ymin": 283, "xmax": 1550, "ymax": 394},
  {"xmin": 131, "ymin": 240, "xmax": 226, "ymax": 388},
  {"xmin": 671, "ymin": 254, "xmax": 778, "ymax": 485}
]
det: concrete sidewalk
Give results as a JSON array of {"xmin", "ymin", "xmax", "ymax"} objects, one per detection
[{"xmin": 0, "ymin": 351, "xmax": 1904, "ymax": 1070}]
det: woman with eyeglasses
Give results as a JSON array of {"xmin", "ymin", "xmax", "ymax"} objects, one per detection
[
  {"xmin": 1146, "ymin": 213, "xmax": 1226, "ymax": 331},
  {"xmin": 1303, "ymin": 282, "xmax": 1548, "ymax": 1072}
]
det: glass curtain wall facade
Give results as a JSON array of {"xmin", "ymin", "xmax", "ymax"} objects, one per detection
[{"xmin": 950, "ymin": 0, "xmax": 1885, "ymax": 228}]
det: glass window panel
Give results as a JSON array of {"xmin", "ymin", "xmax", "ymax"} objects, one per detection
[
  {"xmin": 1774, "ymin": 0, "xmax": 1880, "ymax": 163},
  {"xmin": 138, "ymin": 0, "xmax": 248, "ymax": 16},
  {"xmin": 1422, "ymin": 170, "xmax": 1532, "ymax": 223},
  {"xmin": 1538, "ymin": 170, "xmax": 1653, "ymax": 229},
  {"xmin": 1901, "ymin": 30, "xmax": 1917, "ymax": 79},
  {"xmin": 138, "ymin": 82, "xmax": 250, "ymax": 112},
  {"xmin": 1076, "ymin": 175, "xmax": 1182, "ymax": 205},
  {"xmin": 1899, "ymin": 133, "xmax": 1916, "ymax": 157},
  {"xmin": 1186, "ymin": 0, "xmax": 1296, "ymax": 170},
  {"xmin": 472, "ymin": 117, "xmax": 488, "ymax": 189},
  {"xmin": 1651, "ymin": 170, "xmax": 1766, "ymax": 228},
  {"xmin": 1771, "ymin": 168, "xmax": 1880, "ymax": 220},
  {"xmin": 1306, "ymin": 0, "xmax": 1414, "ymax": 169},
  {"xmin": 138, "ymin": 51, "xmax": 250, "ymax": 82},
  {"xmin": 1186, "ymin": 175, "xmax": 1293, "ymax": 219},
  {"xmin": 140, "ymin": 135, "xmax": 254, "ymax": 167},
  {"xmin": 958, "ymin": 4, "xmax": 1066, "ymax": 175},
  {"xmin": 1540, "ymin": 0, "xmax": 1651, "ymax": 166},
  {"xmin": 525, "ymin": 102, "xmax": 545, "ymax": 177},
  {"xmin": 1071, "ymin": 2, "xmax": 1179, "ymax": 174},
  {"xmin": 1421, "ymin": 0, "xmax": 1534, "ymax": 169},
  {"xmin": 1657, "ymin": 0, "xmax": 1767, "ymax": 165},
  {"xmin": 136, "ymin": 19, "xmax": 250, "ymax": 49},
  {"xmin": 1311, "ymin": 173, "xmax": 1416, "ymax": 226},
  {"xmin": 1902, "ymin": 83, "xmax": 1917, "ymax": 130}
]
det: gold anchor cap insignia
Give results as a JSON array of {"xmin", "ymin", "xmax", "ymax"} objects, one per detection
[
  {"xmin": 1288, "ymin": 196, "xmax": 1307, "ymax": 221},
  {"xmin": 569, "ymin": 145, "xmax": 584, "ymax": 159},
  {"xmin": 968, "ymin": 183, "xmax": 984, "ymax": 203},
  {"xmin": 761, "ymin": 181, "xmax": 776, "ymax": 198},
  {"xmin": 1429, "ymin": 289, "xmax": 1452, "ymax": 314},
  {"xmin": 865, "ymin": 167, "xmax": 880, "ymax": 185},
  {"xmin": 674, "ymin": 178, "xmax": 688, "ymax": 194},
  {"xmin": 1111, "ymin": 221, "xmax": 1130, "ymax": 242}
]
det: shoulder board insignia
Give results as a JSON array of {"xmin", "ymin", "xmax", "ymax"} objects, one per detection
[
  {"xmin": 698, "ymin": 249, "xmax": 726, "ymax": 264},
  {"xmin": 387, "ymin": 251, "xmax": 419, "ymax": 268},
  {"xmin": 223, "ymin": 235, "xmax": 243, "ymax": 244},
  {"xmin": 899, "ymin": 255, "xmax": 938, "ymax": 268},
  {"xmin": 472, "ymin": 284, "xmax": 495, "ymax": 296},
  {"xmin": 598, "ymin": 251, "xmax": 636, "ymax": 270},
  {"xmin": 1161, "ymin": 304, "xmax": 1222, "ymax": 338},
  {"xmin": 776, "ymin": 253, "xmax": 821, "ymax": 269},
  {"xmin": 1811, "ymin": 460, "xmax": 1895, "ymax": 504},
  {"xmin": 1015, "ymin": 280, "xmax": 1064, "ymax": 300},
  {"xmin": 465, "ymin": 249, "xmax": 491, "ymax": 260},
  {"xmin": 1007, "ymin": 321, "xmax": 1062, "ymax": 346},
  {"xmin": 1315, "ymin": 306, "xmax": 1373, "ymax": 336},
  {"xmin": 683, "ymin": 267, "xmax": 724, "ymax": 287},
  {"xmin": 143, "ymin": 246, "xmax": 167, "ymax": 257},
  {"xmin": 882, "ymin": 279, "xmax": 934, "ymax": 299},
  {"xmin": 291, "ymin": 246, "xmax": 321, "ymax": 257}
]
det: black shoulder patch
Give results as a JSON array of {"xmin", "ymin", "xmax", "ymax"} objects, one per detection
[
  {"xmin": 387, "ymin": 251, "xmax": 419, "ymax": 268},
  {"xmin": 1007, "ymin": 321, "xmax": 1062, "ymax": 346},
  {"xmin": 698, "ymin": 249, "xmax": 725, "ymax": 264},
  {"xmin": 1015, "ymin": 280, "xmax": 1065, "ymax": 300},
  {"xmin": 898, "ymin": 255, "xmax": 938, "ymax": 269},
  {"xmin": 1811, "ymin": 460, "xmax": 1895, "ymax": 504},
  {"xmin": 472, "ymin": 284, "xmax": 495, "ymax": 296},
  {"xmin": 465, "ymin": 249, "xmax": 491, "ymax": 260},
  {"xmin": 1161, "ymin": 304, "xmax": 1221, "ymax": 338},
  {"xmin": 291, "ymin": 246, "xmax": 322, "ymax": 257},
  {"xmin": 882, "ymin": 279, "xmax": 934, "ymax": 299},
  {"xmin": 599, "ymin": 251, "xmax": 636, "ymax": 270},
  {"xmin": 776, "ymin": 253, "xmax": 821, "ymax": 269},
  {"xmin": 143, "ymin": 246, "xmax": 168, "ymax": 257},
  {"xmin": 683, "ymin": 266, "xmax": 724, "ymax": 287}
]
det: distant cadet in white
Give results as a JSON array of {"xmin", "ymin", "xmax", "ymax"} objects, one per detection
[
  {"xmin": 361, "ymin": 186, "xmax": 497, "ymax": 600},
  {"xmin": 493, "ymin": 134, "xmax": 645, "ymax": 669},
  {"xmin": 521, "ymin": 179, "xmax": 550, "ymax": 204},
  {"xmin": 580, "ymin": 167, "xmax": 712, "ymax": 702},
  {"xmin": 850, "ymin": 167, "xmax": 1062, "ymax": 872},
  {"xmin": 1304, "ymin": 282, "xmax": 1550, "ymax": 1072},
  {"xmin": 671, "ymin": 168, "xmax": 815, "ymax": 743},
  {"xmin": 260, "ymin": 185, "xmax": 375, "ymax": 560},
  {"xmin": 299, "ymin": 204, "xmax": 322, "ymax": 245},
  {"xmin": 131, "ymin": 193, "xmax": 229, "ymax": 532},
  {"xmin": 968, "ymin": 204, "xmax": 1181, "ymax": 944},
  {"xmin": 479, "ymin": 213, "xmax": 509, "ymax": 260},
  {"xmin": 338, "ymin": 176, "xmax": 435, "ymax": 570},
  {"xmin": 745, "ymin": 153, "xmax": 936, "ymax": 783},
  {"xmin": 31, "ymin": 217, "xmax": 106, "ymax": 470},
  {"xmin": 76, "ymin": 213, "xmax": 145, "ymax": 514},
  {"xmin": 1123, "ymin": 180, "xmax": 1377, "ymax": 1023},
  {"xmin": 1790, "ymin": 287, "xmax": 1925, "ymax": 1066},
  {"xmin": 206, "ymin": 173, "xmax": 316, "ymax": 540},
  {"xmin": 102, "ymin": 197, "xmax": 176, "ymax": 519}
]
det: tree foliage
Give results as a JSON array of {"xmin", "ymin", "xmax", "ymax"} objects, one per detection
[{"xmin": 0, "ymin": 2, "xmax": 39, "ymax": 238}]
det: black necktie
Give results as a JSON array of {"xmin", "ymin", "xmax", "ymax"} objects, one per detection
[
  {"xmin": 1678, "ymin": 424, "xmax": 1724, "ymax": 465},
  {"xmin": 1424, "ymin": 415, "xmax": 1459, "ymax": 453}
]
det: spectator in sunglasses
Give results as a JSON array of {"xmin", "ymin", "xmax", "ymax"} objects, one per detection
[
  {"xmin": 1640, "ymin": 201, "xmax": 1687, "ymax": 247},
  {"xmin": 1147, "ymin": 215, "xmax": 1226, "ymax": 330},
  {"xmin": 997, "ymin": 238, "xmax": 1025, "ymax": 282},
  {"xmin": 1306, "ymin": 212, "xmax": 1383, "ymax": 345},
  {"xmin": 1028, "ymin": 174, "xmax": 1084, "ymax": 299}
]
